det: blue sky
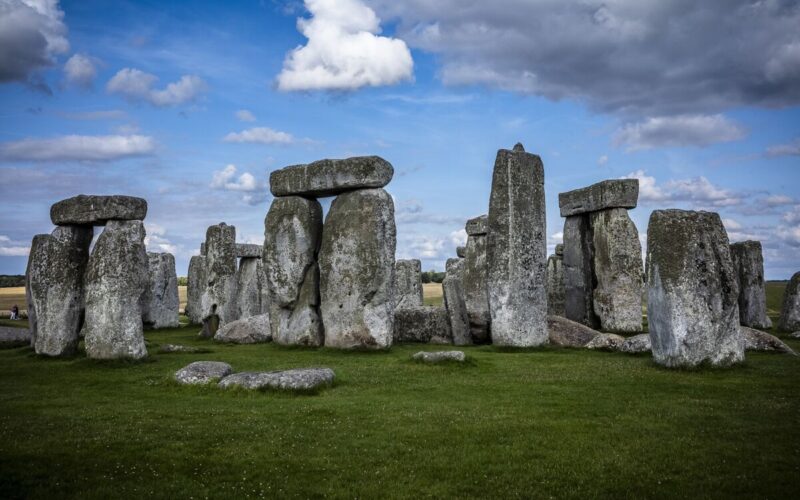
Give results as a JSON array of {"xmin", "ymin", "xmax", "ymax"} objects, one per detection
[{"xmin": 0, "ymin": 0, "xmax": 798, "ymax": 278}]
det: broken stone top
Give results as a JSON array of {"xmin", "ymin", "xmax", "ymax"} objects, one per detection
[
  {"xmin": 50, "ymin": 195, "xmax": 147, "ymax": 226},
  {"xmin": 513, "ymin": 142, "xmax": 525, "ymax": 152},
  {"xmin": 558, "ymin": 179, "xmax": 639, "ymax": 217},
  {"xmin": 270, "ymin": 156, "xmax": 393, "ymax": 198},
  {"xmin": 555, "ymin": 244, "xmax": 564, "ymax": 256},
  {"xmin": 465, "ymin": 215, "xmax": 488, "ymax": 235},
  {"xmin": 731, "ymin": 240, "xmax": 762, "ymax": 251},
  {"xmin": 236, "ymin": 243, "xmax": 262, "ymax": 258}
]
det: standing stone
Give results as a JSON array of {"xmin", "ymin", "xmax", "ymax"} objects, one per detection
[
  {"xmin": 778, "ymin": 271, "xmax": 800, "ymax": 332},
  {"xmin": 235, "ymin": 257, "xmax": 264, "ymax": 320},
  {"xmin": 186, "ymin": 255, "xmax": 206, "ymax": 324},
  {"xmin": 50, "ymin": 195, "xmax": 147, "ymax": 225},
  {"xmin": 270, "ymin": 156, "xmax": 394, "ymax": 197},
  {"xmin": 558, "ymin": 179, "xmax": 639, "ymax": 217},
  {"xmin": 487, "ymin": 143, "xmax": 548, "ymax": 347},
  {"xmin": 320, "ymin": 189, "xmax": 396, "ymax": 349},
  {"xmin": 456, "ymin": 246, "xmax": 466, "ymax": 258},
  {"xmin": 142, "ymin": 252, "xmax": 180, "ymax": 329},
  {"xmin": 395, "ymin": 259, "xmax": 423, "ymax": 309},
  {"xmin": 546, "ymin": 244, "xmax": 565, "ymax": 316},
  {"xmin": 446, "ymin": 257, "xmax": 463, "ymax": 275},
  {"xmin": 264, "ymin": 196, "xmax": 323, "ymax": 346},
  {"xmin": 463, "ymin": 216, "xmax": 490, "ymax": 343},
  {"xmin": 730, "ymin": 241, "xmax": 772, "ymax": 329},
  {"xmin": 590, "ymin": 208, "xmax": 643, "ymax": 333},
  {"xmin": 647, "ymin": 210, "xmax": 743, "ymax": 368},
  {"xmin": 563, "ymin": 215, "xmax": 599, "ymax": 328},
  {"xmin": 83, "ymin": 220, "xmax": 149, "ymax": 360},
  {"xmin": 443, "ymin": 259, "xmax": 471, "ymax": 345},
  {"xmin": 200, "ymin": 223, "xmax": 238, "ymax": 338},
  {"xmin": 26, "ymin": 225, "xmax": 93, "ymax": 356}
]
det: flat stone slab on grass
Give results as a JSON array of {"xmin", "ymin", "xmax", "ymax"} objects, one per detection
[
  {"xmin": 620, "ymin": 334, "xmax": 652, "ymax": 354},
  {"xmin": 218, "ymin": 368, "xmax": 335, "ymax": 392},
  {"xmin": 547, "ymin": 315, "xmax": 599, "ymax": 347},
  {"xmin": 175, "ymin": 361, "xmax": 233, "ymax": 385},
  {"xmin": 412, "ymin": 351, "xmax": 466, "ymax": 363},
  {"xmin": 741, "ymin": 327, "xmax": 797, "ymax": 355},
  {"xmin": 585, "ymin": 333, "xmax": 626, "ymax": 351},
  {"xmin": 270, "ymin": 156, "xmax": 393, "ymax": 197},
  {"xmin": 50, "ymin": 195, "xmax": 147, "ymax": 225},
  {"xmin": 0, "ymin": 326, "xmax": 30, "ymax": 348},
  {"xmin": 158, "ymin": 344, "xmax": 206, "ymax": 354},
  {"xmin": 558, "ymin": 179, "xmax": 639, "ymax": 217},
  {"xmin": 235, "ymin": 243, "xmax": 262, "ymax": 258}
]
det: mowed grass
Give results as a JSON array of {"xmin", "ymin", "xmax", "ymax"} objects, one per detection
[{"xmin": 423, "ymin": 282, "xmax": 443, "ymax": 306}]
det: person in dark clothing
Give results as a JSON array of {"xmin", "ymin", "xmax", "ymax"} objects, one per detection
[{"xmin": 10, "ymin": 304, "xmax": 19, "ymax": 320}]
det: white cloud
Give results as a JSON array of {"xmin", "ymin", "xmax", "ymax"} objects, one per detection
[
  {"xmin": 782, "ymin": 206, "xmax": 800, "ymax": 225},
  {"xmin": 766, "ymin": 138, "xmax": 800, "ymax": 157},
  {"xmin": 622, "ymin": 170, "xmax": 743, "ymax": 208},
  {"xmin": 210, "ymin": 164, "xmax": 268, "ymax": 206},
  {"xmin": 235, "ymin": 109, "xmax": 256, "ymax": 122},
  {"xmin": 614, "ymin": 114, "xmax": 746, "ymax": 151},
  {"xmin": 0, "ymin": 134, "xmax": 156, "ymax": 162},
  {"xmin": 722, "ymin": 218, "xmax": 742, "ymax": 231},
  {"xmin": 107, "ymin": 68, "xmax": 207, "ymax": 107},
  {"xmin": 449, "ymin": 228, "xmax": 466, "ymax": 247},
  {"xmin": 276, "ymin": 0, "xmax": 413, "ymax": 91},
  {"xmin": 597, "ymin": 155, "xmax": 608, "ymax": 166},
  {"xmin": 0, "ymin": 234, "xmax": 29, "ymax": 257},
  {"xmin": 763, "ymin": 195, "xmax": 795, "ymax": 207},
  {"xmin": 63, "ymin": 53, "xmax": 97, "ymax": 88},
  {"xmin": 223, "ymin": 127, "xmax": 295, "ymax": 145}
]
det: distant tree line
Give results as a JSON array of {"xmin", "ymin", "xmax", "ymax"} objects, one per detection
[
  {"xmin": 178, "ymin": 277, "xmax": 188, "ymax": 286},
  {"xmin": 421, "ymin": 270, "xmax": 446, "ymax": 284},
  {"xmin": 0, "ymin": 275, "xmax": 25, "ymax": 287}
]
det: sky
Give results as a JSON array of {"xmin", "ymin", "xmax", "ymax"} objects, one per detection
[{"xmin": 0, "ymin": 0, "xmax": 798, "ymax": 279}]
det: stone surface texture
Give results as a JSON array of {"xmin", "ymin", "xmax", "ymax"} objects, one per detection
[
  {"xmin": 456, "ymin": 246, "xmax": 466, "ymax": 258},
  {"xmin": 26, "ymin": 225, "xmax": 93, "ymax": 356},
  {"xmin": 465, "ymin": 215, "xmax": 488, "ymax": 236},
  {"xmin": 218, "ymin": 368, "xmax": 335, "ymax": 391},
  {"xmin": 0, "ymin": 326, "xmax": 32, "ymax": 348},
  {"xmin": 200, "ymin": 223, "xmax": 238, "ymax": 338},
  {"xmin": 463, "ymin": 233, "xmax": 490, "ymax": 343},
  {"xmin": 270, "ymin": 156, "xmax": 393, "ymax": 197},
  {"xmin": 142, "ymin": 252, "xmax": 180, "ymax": 329},
  {"xmin": 446, "ymin": 257, "xmax": 463, "ymax": 275},
  {"xmin": 175, "ymin": 361, "xmax": 233, "ymax": 385},
  {"xmin": 779, "ymin": 272, "xmax": 800, "ymax": 332},
  {"xmin": 546, "ymin": 251, "xmax": 565, "ymax": 316},
  {"xmin": 395, "ymin": 259, "xmax": 423, "ymax": 309},
  {"xmin": 563, "ymin": 215, "xmax": 599, "ymax": 328},
  {"xmin": 547, "ymin": 315, "xmax": 599, "ymax": 348},
  {"xmin": 393, "ymin": 306, "xmax": 452, "ymax": 344},
  {"xmin": 585, "ymin": 333, "xmax": 625, "ymax": 351},
  {"xmin": 558, "ymin": 179, "xmax": 639, "ymax": 217},
  {"xmin": 412, "ymin": 351, "xmax": 466, "ymax": 363},
  {"xmin": 620, "ymin": 334, "xmax": 652, "ymax": 354},
  {"xmin": 730, "ymin": 241, "xmax": 772, "ymax": 329},
  {"xmin": 741, "ymin": 326, "xmax": 796, "ymax": 355},
  {"xmin": 186, "ymin": 255, "xmax": 206, "ymax": 324},
  {"xmin": 158, "ymin": 344, "xmax": 204, "ymax": 354},
  {"xmin": 50, "ymin": 195, "xmax": 147, "ymax": 225},
  {"xmin": 443, "ymin": 260, "xmax": 471, "ymax": 346},
  {"xmin": 213, "ymin": 313, "xmax": 272, "ymax": 344},
  {"xmin": 235, "ymin": 257, "xmax": 264, "ymax": 320},
  {"xmin": 235, "ymin": 243, "xmax": 262, "ymax": 258},
  {"xmin": 647, "ymin": 210, "xmax": 744, "ymax": 368},
  {"xmin": 83, "ymin": 220, "xmax": 149, "ymax": 359}
]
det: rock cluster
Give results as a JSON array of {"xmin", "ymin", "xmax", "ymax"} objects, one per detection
[{"xmin": 730, "ymin": 241, "xmax": 772, "ymax": 329}]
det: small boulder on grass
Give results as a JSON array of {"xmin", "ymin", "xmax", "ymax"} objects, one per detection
[
  {"xmin": 620, "ymin": 334, "xmax": 652, "ymax": 354},
  {"xmin": 412, "ymin": 351, "xmax": 466, "ymax": 363},
  {"xmin": 585, "ymin": 333, "xmax": 625, "ymax": 352},
  {"xmin": 175, "ymin": 361, "xmax": 233, "ymax": 385},
  {"xmin": 547, "ymin": 316, "xmax": 599, "ymax": 347},
  {"xmin": 741, "ymin": 326, "xmax": 797, "ymax": 355},
  {"xmin": 213, "ymin": 314, "xmax": 272, "ymax": 344},
  {"xmin": 218, "ymin": 368, "xmax": 335, "ymax": 392},
  {"xmin": 790, "ymin": 331, "xmax": 800, "ymax": 339},
  {"xmin": 159, "ymin": 344, "xmax": 205, "ymax": 354}
]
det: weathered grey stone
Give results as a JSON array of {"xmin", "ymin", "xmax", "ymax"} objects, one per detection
[
  {"xmin": 186, "ymin": 255, "xmax": 206, "ymax": 324},
  {"xmin": 235, "ymin": 243, "xmax": 262, "ymax": 258},
  {"xmin": 446, "ymin": 257, "xmax": 463, "ymax": 275},
  {"xmin": 200, "ymin": 243, "xmax": 206, "ymax": 255},
  {"xmin": 456, "ymin": 246, "xmax": 466, "ymax": 258},
  {"xmin": 26, "ymin": 225, "xmax": 92, "ymax": 356},
  {"xmin": 620, "ymin": 333, "xmax": 652, "ymax": 354},
  {"xmin": 142, "ymin": 252, "xmax": 180, "ymax": 329},
  {"xmin": 563, "ymin": 215, "xmax": 599, "ymax": 328},
  {"xmin": 214, "ymin": 313, "xmax": 272, "ymax": 344},
  {"xmin": 585, "ymin": 333, "xmax": 625, "ymax": 351},
  {"xmin": 158, "ymin": 344, "xmax": 204, "ymax": 354},
  {"xmin": 546, "ymin": 251, "xmax": 565, "ymax": 316},
  {"xmin": 465, "ymin": 215, "xmax": 488, "ymax": 236},
  {"xmin": 790, "ymin": 331, "xmax": 800, "ymax": 339},
  {"xmin": 730, "ymin": 241, "xmax": 772, "ymax": 329},
  {"xmin": 395, "ymin": 259, "xmax": 423, "ymax": 309},
  {"xmin": 235, "ymin": 257, "xmax": 264, "ymax": 320},
  {"xmin": 320, "ymin": 189, "xmax": 396, "ymax": 349},
  {"xmin": 393, "ymin": 306, "xmax": 452, "ymax": 344},
  {"xmin": 647, "ymin": 210, "xmax": 744, "ymax": 368},
  {"xmin": 174, "ymin": 361, "xmax": 233, "ymax": 385},
  {"xmin": 83, "ymin": 220, "xmax": 149, "ymax": 360},
  {"xmin": 464, "ymin": 234, "xmax": 490, "ymax": 343},
  {"xmin": 741, "ymin": 326, "xmax": 797, "ymax": 355},
  {"xmin": 412, "ymin": 351, "xmax": 466, "ymax": 363},
  {"xmin": 547, "ymin": 315, "xmax": 598, "ymax": 348},
  {"xmin": 218, "ymin": 368, "xmax": 335, "ymax": 391},
  {"xmin": 264, "ymin": 196, "xmax": 323, "ymax": 347},
  {"xmin": 270, "ymin": 156, "xmax": 393, "ymax": 197},
  {"xmin": 0, "ymin": 326, "xmax": 31, "ymax": 348},
  {"xmin": 199, "ymin": 223, "xmax": 238, "ymax": 338},
  {"xmin": 558, "ymin": 179, "xmax": 639, "ymax": 217},
  {"xmin": 50, "ymin": 195, "xmax": 147, "ymax": 225},
  {"xmin": 443, "ymin": 262, "xmax": 471, "ymax": 346},
  {"xmin": 487, "ymin": 143, "xmax": 548, "ymax": 347},
  {"xmin": 555, "ymin": 244, "xmax": 564, "ymax": 256},
  {"xmin": 779, "ymin": 272, "xmax": 800, "ymax": 332},
  {"xmin": 591, "ymin": 208, "xmax": 643, "ymax": 333}
]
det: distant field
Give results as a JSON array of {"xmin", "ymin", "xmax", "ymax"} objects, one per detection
[{"xmin": 423, "ymin": 282, "xmax": 443, "ymax": 306}]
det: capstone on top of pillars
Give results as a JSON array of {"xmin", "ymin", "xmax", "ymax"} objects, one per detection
[
  {"xmin": 236, "ymin": 243, "xmax": 262, "ymax": 259},
  {"xmin": 50, "ymin": 195, "xmax": 147, "ymax": 226},
  {"xmin": 465, "ymin": 215, "xmax": 488, "ymax": 236},
  {"xmin": 269, "ymin": 156, "xmax": 394, "ymax": 197},
  {"xmin": 558, "ymin": 179, "xmax": 639, "ymax": 217}
]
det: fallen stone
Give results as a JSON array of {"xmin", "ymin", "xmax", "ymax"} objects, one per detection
[
  {"xmin": 175, "ymin": 361, "xmax": 233, "ymax": 385},
  {"xmin": 218, "ymin": 368, "xmax": 335, "ymax": 392},
  {"xmin": 26, "ymin": 225, "xmax": 93, "ymax": 356},
  {"xmin": 465, "ymin": 214, "xmax": 488, "ymax": 236},
  {"xmin": 394, "ymin": 306, "xmax": 452, "ymax": 344},
  {"xmin": 200, "ymin": 223, "xmax": 238, "ymax": 338},
  {"xmin": 443, "ymin": 266, "xmax": 471, "ymax": 346},
  {"xmin": 158, "ymin": 344, "xmax": 205, "ymax": 354},
  {"xmin": 487, "ymin": 143, "xmax": 548, "ymax": 347},
  {"xmin": 235, "ymin": 257, "xmax": 264, "ymax": 320},
  {"xmin": 620, "ymin": 334, "xmax": 652, "ymax": 354},
  {"xmin": 546, "ymin": 251, "xmax": 565, "ymax": 316},
  {"xmin": 456, "ymin": 246, "xmax": 466, "ymax": 258},
  {"xmin": 585, "ymin": 333, "xmax": 626, "ymax": 351},
  {"xmin": 142, "ymin": 252, "xmax": 180, "ymax": 329},
  {"xmin": 730, "ymin": 241, "xmax": 772, "ymax": 329},
  {"xmin": 395, "ymin": 259, "xmax": 423, "ymax": 309},
  {"xmin": 270, "ymin": 156, "xmax": 393, "ymax": 197},
  {"xmin": 83, "ymin": 220, "xmax": 149, "ymax": 360},
  {"xmin": 186, "ymin": 255, "xmax": 206, "ymax": 325},
  {"xmin": 50, "ymin": 194, "xmax": 148, "ymax": 225},
  {"xmin": 547, "ymin": 315, "xmax": 599, "ymax": 347},
  {"xmin": 741, "ymin": 326, "xmax": 797, "ymax": 355},
  {"xmin": 320, "ymin": 189, "xmax": 396, "ymax": 349},
  {"xmin": 0, "ymin": 326, "xmax": 30, "ymax": 348},
  {"xmin": 412, "ymin": 351, "xmax": 466, "ymax": 363},
  {"xmin": 264, "ymin": 196, "xmax": 324, "ymax": 347},
  {"xmin": 558, "ymin": 179, "xmax": 639, "ymax": 217},
  {"xmin": 235, "ymin": 243, "xmax": 262, "ymax": 258},
  {"xmin": 778, "ymin": 271, "xmax": 800, "ymax": 332},
  {"xmin": 463, "ymin": 233, "xmax": 490, "ymax": 343},
  {"xmin": 563, "ymin": 215, "xmax": 599, "ymax": 328},
  {"xmin": 214, "ymin": 313, "xmax": 272, "ymax": 344},
  {"xmin": 647, "ymin": 210, "xmax": 744, "ymax": 368}
]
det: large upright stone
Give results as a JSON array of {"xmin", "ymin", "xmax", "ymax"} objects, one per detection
[
  {"xmin": 563, "ymin": 215, "xmax": 599, "ymax": 328},
  {"xmin": 443, "ymin": 259, "xmax": 471, "ymax": 346},
  {"xmin": 142, "ymin": 252, "xmax": 180, "ymax": 329},
  {"xmin": 546, "ymin": 244, "xmax": 565, "ymax": 316},
  {"xmin": 186, "ymin": 255, "xmax": 206, "ymax": 324},
  {"xmin": 50, "ymin": 195, "xmax": 147, "ymax": 225},
  {"xmin": 558, "ymin": 179, "xmax": 639, "ymax": 217},
  {"xmin": 463, "ymin": 232, "xmax": 490, "ymax": 343},
  {"xmin": 395, "ymin": 259, "xmax": 423, "ymax": 309},
  {"xmin": 235, "ymin": 257, "xmax": 264, "ymax": 320},
  {"xmin": 270, "ymin": 156, "xmax": 393, "ymax": 197},
  {"xmin": 730, "ymin": 241, "xmax": 772, "ymax": 329},
  {"xmin": 26, "ymin": 225, "xmax": 93, "ymax": 356},
  {"xmin": 647, "ymin": 210, "xmax": 743, "ymax": 368},
  {"xmin": 200, "ymin": 223, "xmax": 238, "ymax": 338},
  {"xmin": 83, "ymin": 220, "xmax": 149, "ymax": 360},
  {"xmin": 264, "ymin": 197, "xmax": 323, "ymax": 346},
  {"xmin": 487, "ymin": 143, "xmax": 548, "ymax": 347},
  {"xmin": 320, "ymin": 188, "xmax": 396, "ymax": 349},
  {"xmin": 590, "ymin": 208, "xmax": 643, "ymax": 333},
  {"xmin": 778, "ymin": 272, "xmax": 800, "ymax": 332}
]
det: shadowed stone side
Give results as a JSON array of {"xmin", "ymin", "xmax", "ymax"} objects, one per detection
[
  {"xmin": 730, "ymin": 241, "xmax": 772, "ymax": 329},
  {"xmin": 487, "ymin": 144, "xmax": 548, "ymax": 347},
  {"xmin": 463, "ymin": 233, "xmax": 490, "ymax": 343},
  {"xmin": 186, "ymin": 255, "xmax": 206, "ymax": 325},
  {"xmin": 143, "ymin": 252, "xmax": 180, "ymax": 329},
  {"xmin": 546, "ymin": 246, "xmax": 565, "ymax": 317},
  {"xmin": 83, "ymin": 220, "xmax": 149, "ymax": 360},
  {"xmin": 647, "ymin": 210, "xmax": 744, "ymax": 368},
  {"xmin": 270, "ymin": 156, "xmax": 393, "ymax": 197},
  {"xmin": 394, "ymin": 306, "xmax": 452, "ymax": 344},
  {"xmin": 443, "ymin": 259, "xmax": 471, "ymax": 346},
  {"xmin": 50, "ymin": 194, "xmax": 147, "ymax": 225},
  {"xmin": 395, "ymin": 259, "xmax": 423, "ymax": 309},
  {"xmin": 320, "ymin": 189, "xmax": 396, "ymax": 349},
  {"xmin": 235, "ymin": 257, "xmax": 264, "ymax": 320},
  {"xmin": 563, "ymin": 215, "xmax": 599, "ymax": 328},
  {"xmin": 456, "ymin": 246, "xmax": 466, "ymax": 258},
  {"xmin": 558, "ymin": 179, "xmax": 639, "ymax": 217},
  {"xmin": 200, "ymin": 223, "xmax": 238, "ymax": 338},
  {"xmin": 778, "ymin": 271, "xmax": 800, "ymax": 332},
  {"xmin": 26, "ymin": 225, "xmax": 93, "ymax": 356}
]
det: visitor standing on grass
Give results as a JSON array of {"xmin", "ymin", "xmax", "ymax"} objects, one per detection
[{"xmin": 10, "ymin": 304, "xmax": 19, "ymax": 320}]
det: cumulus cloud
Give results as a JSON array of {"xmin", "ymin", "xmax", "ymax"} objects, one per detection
[
  {"xmin": 277, "ymin": 0, "xmax": 413, "ymax": 91},
  {"xmin": 766, "ymin": 138, "xmax": 800, "ymax": 157},
  {"xmin": 614, "ymin": 114, "xmax": 746, "ymax": 151},
  {"xmin": 63, "ymin": 53, "xmax": 96, "ymax": 88},
  {"xmin": 597, "ymin": 155, "xmax": 608, "ymax": 166},
  {"xmin": 0, "ymin": 235, "xmax": 30, "ymax": 256},
  {"xmin": 235, "ymin": 109, "xmax": 256, "ymax": 122},
  {"xmin": 107, "ymin": 68, "xmax": 207, "ymax": 107},
  {"xmin": 210, "ymin": 164, "xmax": 268, "ymax": 205},
  {"xmin": 0, "ymin": 134, "xmax": 156, "ymax": 162},
  {"xmin": 223, "ymin": 127, "xmax": 294, "ymax": 145},
  {"xmin": 144, "ymin": 223, "xmax": 178, "ymax": 254},
  {"xmin": 622, "ymin": 170, "xmax": 743, "ymax": 208},
  {"xmin": 0, "ymin": 0, "xmax": 69, "ymax": 87}
]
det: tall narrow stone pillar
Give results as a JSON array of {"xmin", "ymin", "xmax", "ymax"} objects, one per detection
[{"xmin": 730, "ymin": 241, "xmax": 772, "ymax": 329}]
